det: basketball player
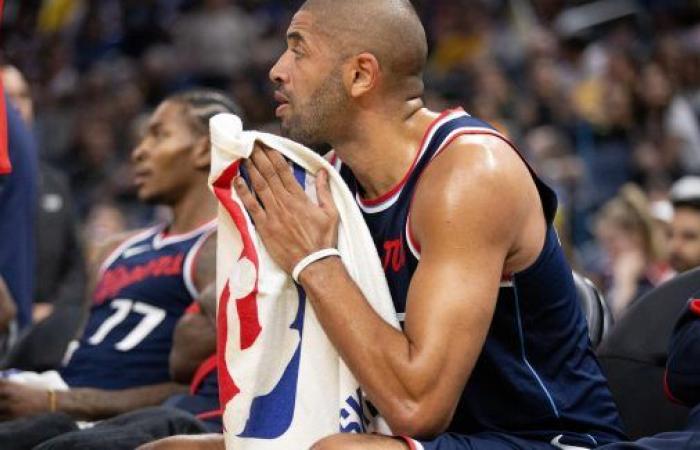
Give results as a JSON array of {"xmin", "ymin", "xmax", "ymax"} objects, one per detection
[
  {"xmin": 237, "ymin": 1, "xmax": 628, "ymax": 449},
  {"xmin": 0, "ymin": 90, "xmax": 236, "ymax": 421},
  {"xmin": 142, "ymin": 1, "xmax": 626, "ymax": 449}
]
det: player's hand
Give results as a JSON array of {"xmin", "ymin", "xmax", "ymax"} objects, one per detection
[
  {"xmin": 137, "ymin": 434, "xmax": 225, "ymax": 450},
  {"xmin": 0, "ymin": 380, "xmax": 50, "ymax": 419},
  {"xmin": 234, "ymin": 143, "xmax": 339, "ymax": 274}
]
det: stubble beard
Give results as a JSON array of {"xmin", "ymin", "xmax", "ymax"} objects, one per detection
[{"xmin": 281, "ymin": 69, "xmax": 346, "ymax": 153}]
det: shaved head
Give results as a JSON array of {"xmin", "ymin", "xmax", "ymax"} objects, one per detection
[
  {"xmin": 301, "ymin": 0, "xmax": 428, "ymax": 90},
  {"xmin": 269, "ymin": 0, "xmax": 429, "ymax": 147}
]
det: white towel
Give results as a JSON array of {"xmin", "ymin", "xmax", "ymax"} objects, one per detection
[
  {"xmin": 209, "ymin": 114, "xmax": 399, "ymax": 449},
  {"xmin": 0, "ymin": 369, "xmax": 69, "ymax": 390}
]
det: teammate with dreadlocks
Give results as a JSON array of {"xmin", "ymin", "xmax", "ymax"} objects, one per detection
[{"xmin": 0, "ymin": 89, "xmax": 238, "ymax": 421}]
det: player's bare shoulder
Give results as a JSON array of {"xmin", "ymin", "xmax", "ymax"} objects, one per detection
[
  {"xmin": 409, "ymin": 133, "xmax": 545, "ymax": 270},
  {"xmin": 412, "ymin": 133, "xmax": 535, "ymax": 219},
  {"xmin": 89, "ymin": 230, "xmax": 145, "ymax": 270}
]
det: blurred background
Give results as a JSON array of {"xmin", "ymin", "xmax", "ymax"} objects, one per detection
[{"xmin": 1, "ymin": 0, "xmax": 699, "ymax": 317}]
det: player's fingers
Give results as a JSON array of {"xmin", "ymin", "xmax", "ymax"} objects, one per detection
[
  {"xmin": 234, "ymin": 176, "xmax": 267, "ymax": 224},
  {"xmin": 266, "ymin": 149, "xmax": 307, "ymax": 198},
  {"xmin": 251, "ymin": 147, "xmax": 288, "ymax": 197},
  {"xmin": 245, "ymin": 159, "xmax": 280, "ymax": 212}
]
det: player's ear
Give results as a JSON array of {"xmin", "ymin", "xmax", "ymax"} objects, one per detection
[
  {"xmin": 347, "ymin": 52, "xmax": 380, "ymax": 98},
  {"xmin": 192, "ymin": 135, "xmax": 211, "ymax": 170}
]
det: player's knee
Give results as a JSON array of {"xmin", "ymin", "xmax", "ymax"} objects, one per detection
[
  {"xmin": 311, "ymin": 434, "xmax": 407, "ymax": 450},
  {"xmin": 311, "ymin": 434, "xmax": 357, "ymax": 450},
  {"xmin": 311, "ymin": 435, "xmax": 339, "ymax": 450}
]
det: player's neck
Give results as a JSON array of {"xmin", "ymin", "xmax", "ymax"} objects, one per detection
[
  {"xmin": 169, "ymin": 180, "xmax": 217, "ymax": 234},
  {"xmin": 334, "ymin": 103, "xmax": 438, "ymax": 199}
]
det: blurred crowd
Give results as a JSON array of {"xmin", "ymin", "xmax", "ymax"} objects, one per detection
[{"xmin": 1, "ymin": 0, "xmax": 700, "ymax": 318}]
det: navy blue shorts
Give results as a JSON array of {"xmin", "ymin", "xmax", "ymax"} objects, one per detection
[
  {"xmin": 401, "ymin": 432, "xmax": 559, "ymax": 450},
  {"xmin": 401, "ymin": 431, "xmax": 700, "ymax": 450}
]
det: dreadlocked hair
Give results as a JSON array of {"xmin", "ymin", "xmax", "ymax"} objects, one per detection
[{"xmin": 168, "ymin": 89, "xmax": 243, "ymax": 135}]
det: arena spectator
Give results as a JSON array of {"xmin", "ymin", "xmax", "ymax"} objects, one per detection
[
  {"xmin": 594, "ymin": 184, "xmax": 674, "ymax": 318},
  {"xmin": 669, "ymin": 176, "xmax": 700, "ymax": 273},
  {"xmin": 1, "ymin": 2, "xmax": 696, "ymax": 257}
]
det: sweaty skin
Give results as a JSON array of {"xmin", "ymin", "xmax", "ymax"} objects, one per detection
[
  {"xmin": 143, "ymin": 2, "xmax": 547, "ymax": 449},
  {"xmin": 235, "ymin": 133, "xmax": 546, "ymax": 439},
  {"xmin": 237, "ymin": 6, "xmax": 548, "ymax": 448}
]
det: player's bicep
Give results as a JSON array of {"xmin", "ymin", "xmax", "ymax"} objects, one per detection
[
  {"xmin": 401, "ymin": 140, "xmax": 523, "ymax": 405},
  {"xmin": 401, "ymin": 223, "xmax": 506, "ymax": 407}
]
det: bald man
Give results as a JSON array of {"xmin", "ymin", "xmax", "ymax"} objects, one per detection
[{"xmin": 141, "ymin": 1, "xmax": 625, "ymax": 449}]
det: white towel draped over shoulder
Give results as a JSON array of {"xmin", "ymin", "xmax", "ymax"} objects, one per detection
[{"xmin": 208, "ymin": 113, "xmax": 398, "ymax": 450}]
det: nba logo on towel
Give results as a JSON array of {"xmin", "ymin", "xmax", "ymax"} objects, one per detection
[
  {"xmin": 215, "ymin": 160, "xmax": 312, "ymax": 439},
  {"xmin": 236, "ymin": 285, "xmax": 306, "ymax": 438},
  {"xmin": 340, "ymin": 388, "xmax": 377, "ymax": 433}
]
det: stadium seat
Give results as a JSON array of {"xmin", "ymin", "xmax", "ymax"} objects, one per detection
[
  {"xmin": 597, "ymin": 267, "xmax": 700, "ymax": 439},
  {"xmin": 573, "ymin": 271, "xmax": 612, "ymax": 348}
]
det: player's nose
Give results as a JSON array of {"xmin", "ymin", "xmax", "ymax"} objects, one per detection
[
  {"xmin": 269, "ymin": 54, "xmax": 289, "ymax": 85},
  {"xmin": 131, "ymin": 139, "xmax": 149, "ymax": 164}
]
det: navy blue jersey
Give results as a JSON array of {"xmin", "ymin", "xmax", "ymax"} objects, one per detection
[
  {"xmin": 60, "ymin": 221, "xmax": 216, "ymax": 390},
  {"xmin": 0, "ymin": 99, "xmax": 38, "ymax": 329},
  {"xmin": 665, "ymin": 290, "xmax": 700, "ymax": 407},
  {"xmin": 166, "ymin": 355, "xmax": 222, "ymax": 433},
  {"xmin": 337, "ymin": 109, "xmax": 626, "ymax": 445}
]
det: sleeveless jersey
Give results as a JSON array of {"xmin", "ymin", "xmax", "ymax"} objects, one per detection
[
  {"xmin": 60, "ymin": 220, "xmax": 216, "ymax": 390},
  {"xmin": 337, "ymin": 109, "xmax": 626, "ymax": 446}
]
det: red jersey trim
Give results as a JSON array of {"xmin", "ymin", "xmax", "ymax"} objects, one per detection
[
  {"xmin": 196, "ymin": 409, "xmax": 224, "ymax": 421},
  {"xmin": 357, "ymin": 108, "xmax": 464, "ymax": 208},
  {"xmin": 190, "ymin": 354, "xmax": 217, "ymax": 395},
  {"xmin": 405, "ymin": 127, "xmax": 518, "ymax": 256},
  {"xmin": 0, "ymin": 76, "xmax": 9, "ymax": 175},
  {"xmin": 689, "ymin": 299, "xmax": 700, "ymax": 317},
  {"xmin": 0, "ymin": 0, "xmax": 9, "ymax": 176},
  {"xmin": 185, "ymin": 302, "xmax": 201, "ymax": 315}
]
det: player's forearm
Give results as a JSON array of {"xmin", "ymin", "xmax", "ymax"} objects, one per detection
[
  {"xmin": 197, "ymin": 283, "xmax": 217, "ymax": 324},
  {"xmin": 170, "ymin": 314, "xmax": 216, "ymax": 383},
  {"xmin": 299, "ymin": 258, "xmax": 446, "ymax": 436},
  {"xmin": 57, "ymin": 382, "xmax": 187, "ymax": 420},
  {"xmin": 0, "ymin": 276, "xmax": 17, "ymax": 331}
]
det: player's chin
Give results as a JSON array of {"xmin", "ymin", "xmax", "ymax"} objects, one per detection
[
  {"xmin": 136, "ymin": 187, "xmax": 160, "ymax": 204},
  {"xmin": 279, "ymin": 123, "xmax": 291, "ymax": 138}
]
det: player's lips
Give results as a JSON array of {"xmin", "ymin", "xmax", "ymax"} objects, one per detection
[
  {"xmin": 274, "ymin": 91, "xmax": 290, "ymax": 117},
  {"xmin": 133, "ymin": 169, "xmax": 152, "ymax": 187}
]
